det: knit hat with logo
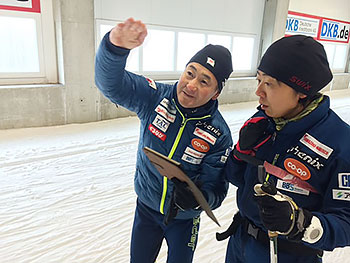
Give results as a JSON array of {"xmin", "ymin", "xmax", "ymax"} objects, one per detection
[
  {"xmin": 187, "ymin": 44, "xmax": 233, "ymax": 92},
  {"xmin": 258, "ymin": 35, "xmax": 333, "ymax": 96}
]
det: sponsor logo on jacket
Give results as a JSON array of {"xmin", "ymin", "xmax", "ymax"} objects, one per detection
[
  {"xmin": 332, "ymin": 189, "xmax": 350, "ymax": 201},
  {"xmin": 182, "ymin": 153, "xmax": 202, "ymax": 165},
  {"xmin": 152, "ymin": 115, "xmax": 170, "ymax": 132},
  {"xmin": 276, "ymin": 179, "xmax": 310, "ymax": 196},
  {"xmin": 146, "ymin": 77, "xmax": 157, "ymax": 90},
  {"xmin": 338, "ymin": 173, "xmax": 350, "ymax": 189},
  {"xmin": 195, "ymin": 121, "xmax": 222, "ymax": 137},
  {"xmin": 300, "ymin": 133, "xmax": 333, "ymax": 159},
  {"xmin": 185, "ymin": 147, "xmax": 206, "ymax": 159},
  {"xmin": 160, "ymin": 98, "xmax": 176, "ymax": 114},
  {"xmin": 284, "ymin": 158, "xmax": 311, "ymax": 180},
  {"xmin": 148, "ymin": 124, "xmax": 166, "ymax": 141},
  {"xmin": 286, "ymin": 145, "xmax": 325, "ymax": 170},
  {"xmin": 191, "ymin": 138, "xmax": 210, "ymax": 153},
  {"xmin": 155, "ymin": 105, "xmax": 176, "ymax": 123},
  {"xmin": 193, "ymin": 127, "xmax": 217, "ymax": 145}
]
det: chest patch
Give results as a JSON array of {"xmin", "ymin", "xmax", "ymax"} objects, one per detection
[
  {"xmin": 152, "ymin": 115, "xmax": 170, "ymax": 132},
  {"xmin": 181, "ymin": 154, "xmax": 202, "ymax": 165},
  {"xmin": 146, "ymin": 77, "xmax": 157, "ymax": 90},
  {"xmin": 193, "ymin": 127, "xmax": 217, "ymax": 145},
  {"xmin": 148, "ymin": 124, "xmax": 166, "ymax": 141},
  {"xmin": 276, "ymin": 179, "xmax": 310, "ymax": 196},
  {"xmin": 185, "ymin": 147, "xmax": 206, "ymax": 159},
  {"xmin": 155, "ymin": 105, "xmax": 176, "ymax": 123},
  {"xmin": 284, "ymin": 158, "xmax": 311, "ymax": 180},
  {"xmin": 191, "ymin": 138, "xmax": 210, "ymax": 153},
  {"xmin": 300, "ymin": 133, "xmax": 333, "ymax": 159},
  {"xmin": 338, "ymin": 173, "xmax": 350, "ymax": 189},
  {"xmin": 332, "ymin": 189, "xmax": 350, "ymax": 201}
]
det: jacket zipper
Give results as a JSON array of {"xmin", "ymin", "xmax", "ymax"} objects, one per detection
[{"xmin": 159, "ymin": 100, "xmax": 211, "ymax": 214}]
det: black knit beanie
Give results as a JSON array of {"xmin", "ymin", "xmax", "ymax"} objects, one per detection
[
  {"xmin": 258, "ymin": 35, "xmax": 333, "ymax": 96},
  {"xmin": 187, "ymin": 44, "xmax": 233, "ymax": 92}
]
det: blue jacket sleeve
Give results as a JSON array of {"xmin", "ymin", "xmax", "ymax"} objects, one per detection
[
  {"xmin": 308, "ymin": 157, "xmax": 350, "ymax": 251},
  {"xmin": 200, "ymin": 132, "xmax": 233, "ymax": 210},
  {"xmin": 95, "ymin": 32, "xmax": 158, "ymax": 117},
  {"xmin": 224, "ymin": 152, "xmax": 248, "ymax": 189}
]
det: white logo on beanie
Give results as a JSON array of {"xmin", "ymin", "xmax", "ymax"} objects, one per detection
[{"xmin": 206, "ymin": 57, "xmax": 215, "ymax": 67}]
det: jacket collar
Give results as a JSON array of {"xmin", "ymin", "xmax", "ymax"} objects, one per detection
[
  {"xmin": 172, "ymin": 82, "xmax": 218, "ymax": 118},
  {"xmin": 259, "ymin": 95, "xmax": 330, "ymax": 135}
]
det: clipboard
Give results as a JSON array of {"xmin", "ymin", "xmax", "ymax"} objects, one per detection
[{"xmin": 143, "ymin": 147, "xmax": 220, "ymax": 226}]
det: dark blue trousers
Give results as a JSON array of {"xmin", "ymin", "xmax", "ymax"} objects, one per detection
[
  {"xmin": 225, "ymin": 224, "xmax": 323, "ymax": 263},
  {"xmin": 130, "ymin": 199, "xmax": 200, "ymax": 263}
]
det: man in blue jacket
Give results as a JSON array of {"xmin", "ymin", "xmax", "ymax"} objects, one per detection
[
  {"xmin": 223, "ymin": 35, "xmax": 350, "ymax": 262},
  {"xmin": 95, "ymin": 18, "xmax": 233, "ymax": 263}
]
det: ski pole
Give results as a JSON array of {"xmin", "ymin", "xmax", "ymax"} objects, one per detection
[
  {"xmin": 257, "ymin": 165, "xmax": 278, "ymax": 263},
  {"xmin": 268, "ymin": 230, "xmax": 278, "ymax": 263}
]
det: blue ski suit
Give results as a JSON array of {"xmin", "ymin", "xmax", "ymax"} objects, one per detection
[
  {"xmin": 95, "ymin": 32, "xmax": 232, "ymax": 263},
  {"xmin": 224, "ymin": 95, "xmax": 350, "ymax": 263}
]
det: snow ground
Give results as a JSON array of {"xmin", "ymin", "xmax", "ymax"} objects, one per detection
[{"xmin": 1, "ymin": 89, "xmax": 350, "ymax": 263}]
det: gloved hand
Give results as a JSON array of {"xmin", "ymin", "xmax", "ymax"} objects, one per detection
[
  {"xmin": 254, "ymin": 182, "xmax": 313, "ymax": 242},
  {"xmin": 234, "ymin": 117, "xmax": 272, "ymax": 160},
  {"xmin": 164, "ymin": 178, "xmax": 202, "ymax": 225},
  {"xmin": 172, "ymin": 178, "xmax": 199, "ymax": 211}
]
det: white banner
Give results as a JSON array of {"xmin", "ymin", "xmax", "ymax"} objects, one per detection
[
  {"xmin": 286, "ymin": 14, "xmax": 319, "ymax": 38},
  {"xmin": 0, "ymin": 0, "xmax": 32, "ymax": 8},
  {"xmin": 319, "ymin": 19, "xmax": 350, "ymax": 43}
]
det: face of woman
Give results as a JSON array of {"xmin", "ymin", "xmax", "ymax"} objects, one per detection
[{"xmin": 255, "ymin": 70, "xmax": 307, "ymax": 119}]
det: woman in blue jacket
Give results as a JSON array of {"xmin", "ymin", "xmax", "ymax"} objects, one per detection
[
  {"xmin": 95, "ymin": 18, "xmax": 233, "ymax": 263},
  {"xmin": 223, "ymin": 35, "xmax": 350, "ymax": 263}
]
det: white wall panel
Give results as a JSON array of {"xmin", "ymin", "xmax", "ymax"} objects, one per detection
[
  {"xmin": 289, "ymin": 0, "xmax": 350, "ymax": 21},
  {"xmin": 94, "ymin": 0, "xmax": 265, "ymax": 35}
]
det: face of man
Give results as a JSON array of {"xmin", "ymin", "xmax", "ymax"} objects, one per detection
[
  {"xmin": 256, "ymin": 70, "xmax": 307, "ymax": 119},
  {"xmin": 176, "ymin": 62, "xmax": 219, "ymax": 109}
]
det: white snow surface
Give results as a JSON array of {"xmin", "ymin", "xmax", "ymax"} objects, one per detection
[{"xmin": 1, "ymin": 89, "xmax": 350, "ymax": 263}]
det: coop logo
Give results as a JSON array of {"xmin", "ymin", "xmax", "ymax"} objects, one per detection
[
  {"xmin": 338, "ymin": 173, "xmax": 350, "ymax": 189},
  {"xmin": 284, "ymin": 158, "xmax": 311, "ymax": 180},
  {"xmin": 148, "ymin": 124, "xmax": 166, "ymax": 141},
  {"xmin": 320, "ymin": 19, "xmax": 350, "ymax": 43},
  {"xmin": 191, "ymin": 138, "xmax": 210, "ymax": 153}
]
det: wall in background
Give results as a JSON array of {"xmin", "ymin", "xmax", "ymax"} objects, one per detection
[{"xmin": 0, "ymin": 0, "xmax": 349, "ymax": 129}]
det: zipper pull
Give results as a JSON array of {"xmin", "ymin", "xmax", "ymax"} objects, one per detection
[
  {"xmin": 272, "ymin": 132, "xmax": 277, "ymax": 142},
  {"xmin": 180, "ymin": 119, "xmax": 185, "ymax": 127}
]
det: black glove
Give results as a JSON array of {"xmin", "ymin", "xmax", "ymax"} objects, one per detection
[
  {"xmin": 164, "ymin": 192, "xmax": 179, "ymax": 225},
  {"xmin": 234, "ymin": 117, "xmax": 272, "ymax": 160},
  {"xmin": 163, "ymin": 178, "xmax": 201, "ymax": 225},
  {"xmin": 172, "ymin": 178, "xmax": 199, "ymax": 211},
  {"xmin": 254, "ymin": 182, "xmax": 313, "ymax": 242}
]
